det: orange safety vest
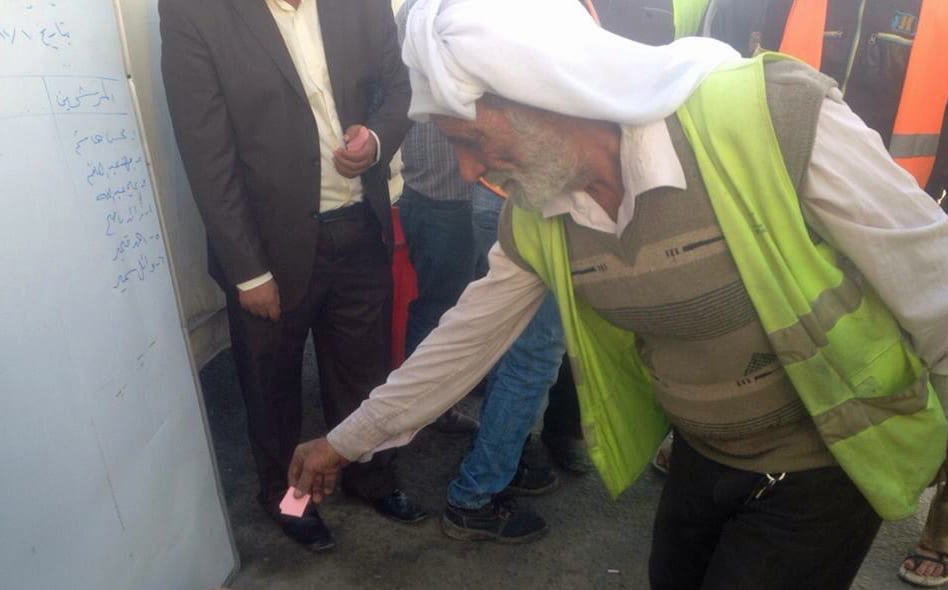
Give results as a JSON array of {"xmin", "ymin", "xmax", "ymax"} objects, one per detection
[{"xmin": 779, "ymin": 0, "xmax": 948, "ymax": 188}]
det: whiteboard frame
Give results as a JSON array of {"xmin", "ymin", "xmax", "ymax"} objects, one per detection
[{"xmin": 111, "ymin": 0, "xmax": 240, "ymax": 583}]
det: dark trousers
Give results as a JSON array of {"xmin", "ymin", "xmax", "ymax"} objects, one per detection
[
  {"xmin": 226, "ymin": 204, "xmax": 397, "ymax": 507},
  {"xmin": 542, "ymin": 356, "xmax": 583, "ymax": 439},
  {"xmin": 649, "ymin": 433, "xmax": 882, "ymax": 590},
  {"xmin": 398, "ymin": 186, "xmax": 475, "ymax": 356}
]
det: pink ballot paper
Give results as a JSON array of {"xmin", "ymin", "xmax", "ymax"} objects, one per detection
[
  {"xmin": 279, "ymin": 487, "xmax": 311, "ymax": 518},
  {"xmin": 346, "ymin": 127, "xmax": 370, "ymax": 152}
]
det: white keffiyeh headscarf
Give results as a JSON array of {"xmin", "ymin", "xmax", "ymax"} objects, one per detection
[{"xmin": 402, "ymin": 0, "xmax": 741, "ymax": 124}]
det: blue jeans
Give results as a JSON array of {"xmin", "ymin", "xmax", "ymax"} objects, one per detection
[
  {"xmin": 398, "ymin": 186, "xmax": 475, "ymax": 356},
  {"xmin": 447, "ymin": 184, "xmax": 566, "ymax": 509}
]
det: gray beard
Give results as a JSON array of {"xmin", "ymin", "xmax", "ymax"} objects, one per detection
[{"xmin": 489, "ymin": 112, "xmax": 586, "ymax": 213}]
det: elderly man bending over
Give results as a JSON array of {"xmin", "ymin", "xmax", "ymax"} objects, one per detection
[{"xmin": 288, "ymin": 0, "xmax": 948, "ymax": 587}]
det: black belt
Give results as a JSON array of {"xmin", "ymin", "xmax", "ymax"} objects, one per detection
[{"xmin": 313, "ymin": 202, "xmax": 365, "ymax": 223}]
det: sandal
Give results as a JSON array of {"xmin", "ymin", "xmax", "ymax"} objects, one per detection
[{"xmin": 899, "ymin": 549, "xmax": 948, "ymax": 588}]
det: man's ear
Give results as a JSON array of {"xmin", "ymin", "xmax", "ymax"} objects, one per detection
[{"xmin": 475, "ymin": 94, "xmax": 518, "ymax": 135}]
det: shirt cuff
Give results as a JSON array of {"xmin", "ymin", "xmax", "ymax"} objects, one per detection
[
  {"xmin": 326, "ymin": 409, "xmax": 392, "ymax": 462},
  {"xmin": 368, "ymin": 129, "xmax": 381, "ymax": 167},
  {"xmin": 236, "ymin": 271, "xmax": 273, "ymax": 292}
]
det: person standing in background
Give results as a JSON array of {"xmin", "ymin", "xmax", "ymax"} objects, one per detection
[
  {"xmin": 394, "ymin": 0, "xmax": 563, "ymax": 543},
  {"xmin": 395, "ymin": 0, "xmax": 480, "ymax": 436},
  {"xmin": 159, "ymin": 0, "xmax": 426, "ymax": 551}
]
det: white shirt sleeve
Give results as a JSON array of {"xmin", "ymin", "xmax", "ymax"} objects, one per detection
[
  {"xmin": 800, "ymin": 90, "xmax": 948, "ymax": 401},
  {"xmin": 327, "ymin": 242, "xmax": 549, "ymax": 461},
  {"xmin": 236, "ymin": 271, "xmax": 274, "ymax": 291}
]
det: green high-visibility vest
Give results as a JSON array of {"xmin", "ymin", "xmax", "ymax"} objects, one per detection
[
  {"xmin": 673, "ymin": 0, "xmax": 710, "ymax": 38},
  {"xmin": 511, "ymin": 54, "xmax": 947, "ymax": 520}
]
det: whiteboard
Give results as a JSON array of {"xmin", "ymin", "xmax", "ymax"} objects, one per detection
[
  {"xmin": 0, "ymin": 1, "xmax": 238, "ymax": 589},
  {"xmin": 116, "ymin": 0, "xmax": 232, "ymax": 370}
]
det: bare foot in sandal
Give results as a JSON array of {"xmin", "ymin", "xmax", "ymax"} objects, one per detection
[{"xmin": 899, "ymin": 545, "xmax": 948, "ymax": 587}]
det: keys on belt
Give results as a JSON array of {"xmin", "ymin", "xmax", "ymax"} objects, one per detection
[{"xmin": 745, "ymin": 472, "xmax": 787, "ymax": 504}]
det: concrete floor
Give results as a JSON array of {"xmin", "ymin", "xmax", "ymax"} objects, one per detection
[{"xmin": 200, "ymin": 343, "xmax": 933, "ymax": 590}]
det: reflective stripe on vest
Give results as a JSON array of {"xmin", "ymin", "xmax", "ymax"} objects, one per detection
[
  {"xmin": 780, "ymin": 0, "xmax": 948, "ymax": 187},
  {"xmin": 673, "ymin": 0, "xmax": 710, "ymax": 39},
  {"xmin": 778, "ymin": 0, "xmax": 828, "ymax": 69},
  {"xmin": 674, "ymin": 54, "xmax": 946, "ymax": 520},
  {"xmin": 890, "ymin": 0, "xmax": 948, "ymax": 187}
]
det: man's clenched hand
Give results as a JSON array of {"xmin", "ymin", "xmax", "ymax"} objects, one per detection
[
  {"xmin": 333, "ymin": 124, "xmax": 377, "ymax": 178},
  {"xmin": 288, "ymin": 437, "xmax": 349, "ymax": 503},
  {"xmin": 238, "ymin": 278, "xmax": 281, "ymax": 321}
]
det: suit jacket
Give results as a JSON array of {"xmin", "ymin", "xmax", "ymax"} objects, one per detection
[{"xmin": 159, "ymin": 0, "xmax": 411, "ymax": 309}]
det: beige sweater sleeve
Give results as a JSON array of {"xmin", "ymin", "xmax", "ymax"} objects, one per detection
[{"xmin": 328, "ymin": 242, "xmax": 549, "ymax": 461}]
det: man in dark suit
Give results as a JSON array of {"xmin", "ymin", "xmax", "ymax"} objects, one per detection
[{"xmin": 159, "ymin": 0, "xmax": 426, "ymax": 550}]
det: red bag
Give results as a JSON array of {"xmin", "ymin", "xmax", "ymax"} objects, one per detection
[{"xmin": 390, "ymin": 206, "xmax": 417, "ymax": 368}]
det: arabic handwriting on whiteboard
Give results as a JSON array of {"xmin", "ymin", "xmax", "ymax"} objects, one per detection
[
  {"xmin": 111, "ymin": 232, "xmax": 162, "ymax": 262},
  {"xmin": 0, "ymin": 20, "xmax": 71, "ymax": 51},
  {"xmin": 2, "ymin": 72, "xmax": 167, "ymax": 295},
  {"xmin": 95, "ymin": 177, "xmax": 149, "ymax": 204},
  {"xmin": 105, "ymin": 202, "xmax": 154, "ymax": 237},
  {"xmin": 85, "ymin": 156, "xmax": 144, "ymax": 186},
  {"xmin": 73, "ymin": 128, "xmax": 134, "ymax": 157},
  {"xmin": 54, "ymin": 80, "xmax": 114, "ymax": 112},
  {"xmin": 112, "ymin": 254, "xmax": 166, "ymax": 293}
]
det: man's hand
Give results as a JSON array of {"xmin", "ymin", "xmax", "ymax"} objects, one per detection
[
  {"xmin": 238, "ymin": 278, "xmax": 281, "ymax": 321},
  {"xmin": 288, "ymin": 437, "xmax": 349, "ymax": 503},
  {"xmin": 333, "ymin": 124, "xmax": 377, "ymax": 178}
]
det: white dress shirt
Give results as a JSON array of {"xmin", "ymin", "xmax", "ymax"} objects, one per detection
[
  {"xmin": 328, "ymin": 89, "xmax": 948, "ymax": 462},
  {"xmin": 239, "ymin": 0, "xmax": 380, "ymax": 291}
]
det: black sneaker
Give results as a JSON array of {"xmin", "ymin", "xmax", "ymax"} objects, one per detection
[
  {"xmin": 372, "ymin": 489, "xmax": 429, "ymax": 524},
  {"xmin": 441, "ymin": 498, "xmax": 547, "ymax": 544},
  {"xmin": 504, "ymin": 460, "xmax": 559, "ymax": 496}
]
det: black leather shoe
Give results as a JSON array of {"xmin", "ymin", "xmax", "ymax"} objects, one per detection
[
  {"xmin": 373, "ymin": 489, "xmax": 429, "ymax": 524},
  {"xmin": 433, "ymin": 406, "xmax": 479, "ymax": 434},
  {"xmin": 265, "ymin": 502, "xmax": 335, "ymax": 551}
]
